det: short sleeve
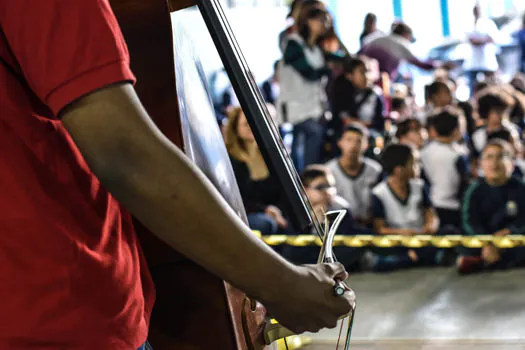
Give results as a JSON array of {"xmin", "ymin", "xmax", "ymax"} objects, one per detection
[
  {"xmin": 371, "ymin": 194, "xmax": 386, "ymax": 219},
  {"xmin": 0, "ymin": 0, "xmax": 135, "ymax": 116}
]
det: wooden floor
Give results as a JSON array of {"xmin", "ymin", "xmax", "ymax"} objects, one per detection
[{"xmin": 305, "ymin": 267, "xmax": 525, "ymax": 350}]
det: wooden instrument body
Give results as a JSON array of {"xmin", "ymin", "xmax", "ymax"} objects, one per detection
[{"xmin": 109, "ymin": 1, "xmax": 269, "ymax": 349}]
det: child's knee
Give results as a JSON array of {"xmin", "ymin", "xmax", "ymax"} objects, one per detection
[{"xmin": 481, "ymin": 245, "xmax": 500, "ymax": 265}]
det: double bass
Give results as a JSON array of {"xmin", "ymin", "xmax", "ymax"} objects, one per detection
[{"xmin": 109, "ymin": 0, "xmax": 354, "ymax": 348}]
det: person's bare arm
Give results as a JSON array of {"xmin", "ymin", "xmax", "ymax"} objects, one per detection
[
  {"xmin": 423, "ymin": 207, "xmax": 439, "ymax": 234},
  {"xmin": 61, "ymin": 83, "xmax": 297, "ymax": 303},
  {"xmin": 373, "ymin": 218, "xmax": 418, "ymax": 236}
]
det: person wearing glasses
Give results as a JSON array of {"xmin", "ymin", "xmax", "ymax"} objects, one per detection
[
  {"xmin": 458, "ymin": 140, "xmax": 525, "ymax": 274},
  {"xmin": 281, "ymin": 165, "xmax": 372, "ymax": 270}
]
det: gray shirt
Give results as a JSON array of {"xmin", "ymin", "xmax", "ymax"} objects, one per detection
[{"xmin": 326, "ymin": 157, "xmax": 383, "ymax": 222}]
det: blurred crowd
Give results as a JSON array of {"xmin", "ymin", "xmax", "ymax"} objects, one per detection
[{"xmin": 219, "ymin": 0, "xmax": 525, "ymax": 275}]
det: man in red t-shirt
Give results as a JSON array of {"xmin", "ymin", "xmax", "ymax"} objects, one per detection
[{"xmin": 0, "ymin": 1, "xmax": 354, "ymax": 349}]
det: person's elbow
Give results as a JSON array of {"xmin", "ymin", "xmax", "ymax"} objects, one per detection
[{"xmin": 60, "ymin": 83, "xmax": 162, "ymax": 191}]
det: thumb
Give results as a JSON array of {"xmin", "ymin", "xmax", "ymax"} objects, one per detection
[{"xmin": 323, "ymin": 263, "xmax": 348, "ymax": 281}]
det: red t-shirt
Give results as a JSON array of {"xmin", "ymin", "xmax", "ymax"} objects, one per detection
[{"xmin": 0, "ymin": 1, "xmax": 155, "ymax": 349}]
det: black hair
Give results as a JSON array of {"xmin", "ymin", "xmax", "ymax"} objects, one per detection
[
  {"xmin": 478, "ymin": 94, "xmax": 508, "ymax": 119},
  {"xmin": 395, "ymin": 118, "xmax": 421, "ymax": 139},
  {"xmin": 431, "ymin": 110, "xmax": 459, "ymax": 137},
  {"xmin": 361, "ymin": 13, "xmax": 377, "ymax": 38},
  {"xmin": 340, "ymin": 123, "xmax": 369, "ymax": 139},
  {"xmin": 342, "ymin": 57, "xmax": 366, "ymax": 74},
  {"xmin": 301, "ymin": 166, "xmax": 329, "ymax": 187},
  {"xmin": 457, "ymin": 101, "xmax": 476, "ymax": 136},
  {"xmin": 391, "ymin": 97, "xmax": 407, "ymax": 112},
  {"xmin": 273, "ymin": 60, "xmax": 280, "ymax": 73},
  {"xmin": 473, "ymin": 81, "xmax": 489, "ymax": 95},
  {"xmin": 426, "ymin": 81, "xmax": 450, "ymax": 100},
  {"xmin": 391, "ymin": 22, "xmax": 412, "ymax": 37},
  {"xmin": 381, "ymin": 144, "xmax": 414, "ymax": 175},
  {"xmin": 487, "ymin": 128, "xmax": 513, "ymax": 143},
  {"xmin": 298, "ymin": 5, "xmax": 329, "ymax": 43},
  {"xmin": 287, "ymin": 0, "xmax": 303, "ymax": 18}
]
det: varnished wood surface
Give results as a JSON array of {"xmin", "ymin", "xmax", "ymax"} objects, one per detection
[
  {"xmin": 109, "ymin": 1, "xmax": 270, "ymax": 348},
  {"xmin": 168, "ymin": 0, "xmax": 197, "ymax": 11}
]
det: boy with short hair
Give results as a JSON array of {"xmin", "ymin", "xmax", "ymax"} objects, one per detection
[
  {"xmin": 470, "ymin": 93, "xmax": 520, "ymax": 176},
  {"xmin": 373, "ymin": 144, "xmax": 438, "ymax": 236},
  {"xmin": 470, "ymin": 93, "xmax": 519, "ymax": 157},
  {"xmin": 420, "ymin": 109, "xmax": 469, "ymax": 229},
  {"xmin": 426, "ymin": 80, "xmax": 453, "ymax": 109},
  {"xmin": 326, "ymin": 124, "xmax": 383, "ymax": 226},
  {"xmin": 370, "ymin": 144, "xmax": 440, "ymax": 270},
  {"xmin": 459, "ymin": 140, "xmax": 525, "ymax": 274},
  {"xmin": 395, "ymin": 118, "xmax": 426, "ymax": 149}
]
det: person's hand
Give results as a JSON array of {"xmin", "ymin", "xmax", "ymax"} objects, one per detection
[
  {"xmin": 262, "ymin": 263, "xmax": 355, "ymax": 334},
  {"xmin": 265, "ymin": 205, "xmax": 288, "ymax": 228},
  {"xmin": 493, "ymin": 228, "xmax": 511, "ymax": 237},
  {"xmin": 423, "ymin": 223, "xmax": 438, "ymax": 235},
  {"xmin": 397, "ymin": 229, "xmax": 419, "ymax": 236}
]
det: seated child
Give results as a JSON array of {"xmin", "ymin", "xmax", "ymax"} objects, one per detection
[
  {"xmin": 458, "ymin": 139, "xmax": 525, "ymax": 274},
  {"xmin": 326, "ymin": 124, "xmax": 383, "ymax": 226},
  {"xmin": 420, "ymin": 108, "xmax": 469, "ymax": 230},
  {"xmin": 370, "ymin": 144, "xmax": 440, "ymax": 271}
]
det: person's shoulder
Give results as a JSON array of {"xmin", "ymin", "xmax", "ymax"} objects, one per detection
[
  {"xmin": 420, "ymin": 141, "xmax": 436, "ymax": 154},
  {"xmin": 372, "ymin": 180, "xmax": 387, "ymax": 195},
  {"xmin": 361, "ymin": 31, "xmax": 385, "ymax": 47},
  {"xmin": 451, "ymin": 142, "xmax": 468, "ymax": 155},
  {"xmin": 409, "ymin": 178, "xmax": 425, "ymax": 191},
  {"xmin": 509, "ymin": 176, "xmax": 525, "ymax": 189},
  {"xmin": 465, "ymin": 179, "xmax": 484, "ymax": 197},
  {"xmin": 286, "ymin": 33, "xmax": 303, "ymax": 45},
  {"xmin": 331, "ymin": 195, "xmax": 351, "ymax": 210},
  {"xmin": 363, "ymin": 157, "xmax": 382, "ymax": 173},
  {"xmin": 472, "ymin": 125, "xmax": 486, "ymax": 133},
  {"xmin": 325, "ymin": 158, "xmax": 339, "ymax": 170},
  {"xmin": 471, "ymin": 126, "xmax": 487, "ymax": 138}
]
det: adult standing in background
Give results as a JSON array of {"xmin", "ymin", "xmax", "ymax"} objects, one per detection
[
  {"xmin": 515, "ymin": 14, "xmax": 525, "ymax": 74},
  {"xmin": 278, "ymin": 0, "xmax": 305, "ymax": 53},
  {"xmin": 463, "ymin": 4, "xmax": 501, "ymax": 95},
  {"xmin": 360, "ymin": 22, "xmax": 454, "ymax": 82},
  {"xmin": 278, "ymin": 4, "xmax": 332, "ymax": 173},
  {"xmin": 359, "ymin": 13, "xmax": 378, "ymax": 49}
]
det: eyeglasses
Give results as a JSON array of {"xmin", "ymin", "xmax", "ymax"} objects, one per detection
[
  {"xmin": 311, "ymin": 183, "xmax": 335, "ymax": 191},
  {"xmin": 481, "ymin": 153, "xmax": 511, "ymax": 161}
]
